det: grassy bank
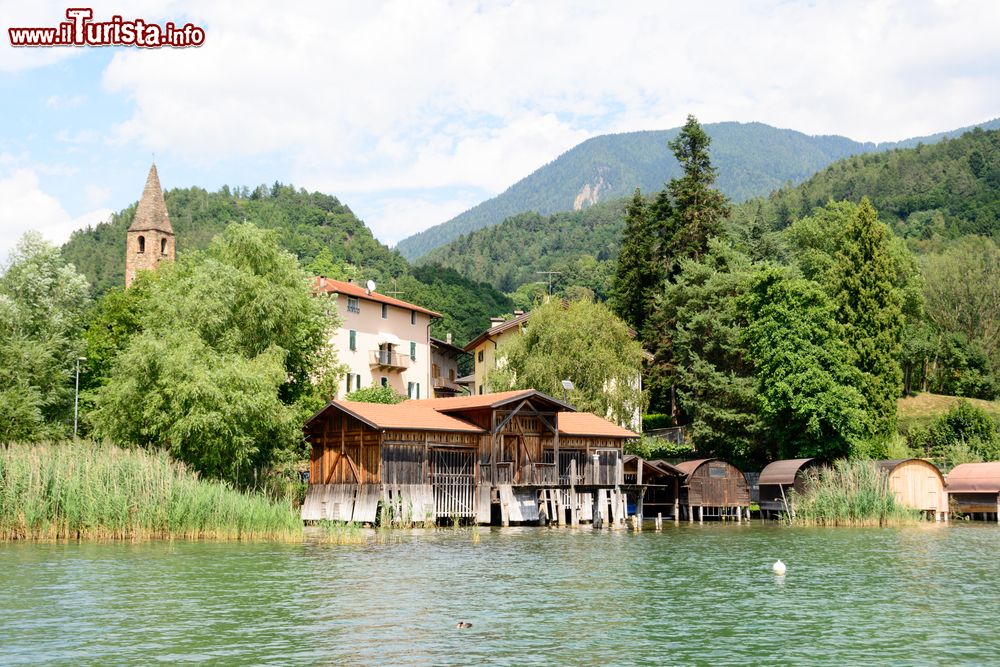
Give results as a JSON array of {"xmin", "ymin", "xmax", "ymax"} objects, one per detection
[
  {"xmin": 898, "ymin": 392, "xmax": 1000, "ymax": 432},
  {"xmin": 791, "ymin": 459, "xmax": 921, "ymax": 527},
  {"xmin": 0, "ymin": 441, "xmax": 302, "ymax": 541}
]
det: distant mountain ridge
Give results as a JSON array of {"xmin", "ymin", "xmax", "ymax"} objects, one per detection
[
  {"xmin": 421, "ymin": 125, "xmax": 1000, "ymax": 296},
  {"xmin": 396, "ymin": 118, "xmax": 1000, "ymax": 260}
]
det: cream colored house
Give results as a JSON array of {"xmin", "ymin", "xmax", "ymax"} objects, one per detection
[
  {"xmin": 313, "ymin": 277, "xmax": 440, "ymax": 400},
  {"xmin": 464, "ymin": 310, "xmax": 529, "ymax": 396}
]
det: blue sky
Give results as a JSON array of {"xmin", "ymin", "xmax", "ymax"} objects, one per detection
[{"xmin": 2, "ymin": 0, "xmax": 999, "ymax": 262}]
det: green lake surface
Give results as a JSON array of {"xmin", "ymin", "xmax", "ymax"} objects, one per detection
[{"xmin": 1, "ymin": 523, "xmax": 998, "ymax": 665}]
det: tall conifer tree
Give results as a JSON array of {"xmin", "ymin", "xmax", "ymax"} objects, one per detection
[
  {"xmin": 832, "ymin": 197, "xmax": 904, "ymax": 442},
  {"xmin": 611, "ymin": 189, "xmax": 658, "ymax": 332}
]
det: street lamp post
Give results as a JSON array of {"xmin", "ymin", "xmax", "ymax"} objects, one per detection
[{"xmin": 74, "ymin": 357, "xmax": 87, "ymax": 439}]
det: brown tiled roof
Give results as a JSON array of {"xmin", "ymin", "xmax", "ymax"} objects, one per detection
[
  {"xmin": 313, "ymin": 277, "xmax": 441, "ymax": 318},
  {"xmin": 947, "ymin": 462, "xmax": 1000, "ymax": 494},
  {"xmin": 463, "ymin": 311, "xmax": 531, "ymax": 352},
  {"xmin": 325, "ymin": 400, "xmax": 485, "ymax": 433},
  {"xmin": 558, "ymin": 412, "xmax": 637, "ymax": 438},
  {"xmin": 420, "ymin": 389, "xmax": 574, "ymax": 413},
  {"xmin": 128, "ymin": 163, "xmax": 173, "ymax": 234}
]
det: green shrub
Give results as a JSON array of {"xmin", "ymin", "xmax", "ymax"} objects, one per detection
[
  {"xmin": 641, "ymin": 413, "xmax": 673, "ymax": 430},
  {"xmin": 625, "ymin": 435, "xmax": 695, "ymax": 460},
  {"xmin": 345, "ymin": 386, "xmax": 407, "ymax": 404},
  {"xmin": 907, "ymin": 400, "xmax": 1000, "ymax": 463}
]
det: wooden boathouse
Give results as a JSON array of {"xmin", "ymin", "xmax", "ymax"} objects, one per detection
[
  {"xmin": 675, "ymin": 458, "xmax": 751, "ymax": 522},
  {"xmin": 758, "ymin": 458, "xmax": 825, "ymax": 518},
  {"xmin": 622, "ymin": 456, "xmax": 683, "ymax": 523},
  {"xmin": 877, "ymin": 459, "xmax": 949, "ymax": 521},
  {"xmin": 302, "ymin": 389, "xmax": 638, "ymax": 526},
  {"xmin": 945, "ymin": 462, "xmax": 1000, "ymax": 521}
]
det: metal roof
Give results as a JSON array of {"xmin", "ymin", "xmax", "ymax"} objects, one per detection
[
  {"xmin": 673, "ymin": 458, "xmax": 717, "ymax": 479},
  {"xmin": 758, "ymin": 458, "xmax": 818, "ymax": 486},
  {"xmin": 946, "ymin": 462, "xmax": 1000, "ymax": 494}
]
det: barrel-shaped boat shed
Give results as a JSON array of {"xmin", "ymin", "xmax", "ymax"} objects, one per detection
[
  {"xmin": 877, "ymin": 459, "xmax": 949, "ymax": 521},
  {"xmin": 947, "ymin": 462, "xmax": 1000, "ymax": 521},
  {"xmin": 758, "ymin": 458, "xmax": 825, "ymax": 517},
  {"xmin": 675, "ymin": 458, "xmax": 750, "ymax": 522}
]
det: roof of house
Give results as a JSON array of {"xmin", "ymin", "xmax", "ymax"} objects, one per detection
[
  {"xmin": 419, "ymin": 388, "xmax": 574, "ymax": 413},
  {"xmin": 313, "ymin": 277, "xmax": 442, "ymax": 318},
  {"xmin": 558, "ymin": 412, "xmax": 638, "ymax": 438},
  {"xmin": 947, "ymin": 462, "xmax": 1000, "ymax": 494},
  {"xmin": 430, "ymin": 337, "xmax": 468, "ymax": 357},
  {"xmin": 312, "ymin": 400, "xmax": 486, "ymax": 434},
  {"xmin": 455, "ymin": 374, "xmax": 475, "ymax": 385},
  {"xmin": 463, "ymin": 311, "xmax": 531, "ymax": 352},
  {"xmin": 304, "ymin": 389, "xmax": 636, "ymax": 439},
  {"xmin": 128, "ymin": 163, "xmax": 173, "ymax": 234}
]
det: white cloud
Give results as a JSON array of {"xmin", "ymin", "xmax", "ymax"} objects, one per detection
[
  {"xmin": 0, "ymin": 169, "xmax": 112, "ymax": 261},
  {"xmin": 45, "ymin": 94, "xmax": 84, "ymax": 110},
  {"xmin": 9, "ymin": 0, "xmax": 1000, "ymax": 243},
  {"xmin": 355, "ymin": 193, "xmax": 486, "ymax": 247}
]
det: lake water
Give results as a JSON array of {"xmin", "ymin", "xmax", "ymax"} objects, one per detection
[{"xmin": 1, "ymin": 523, "xmax": 998, "ymax": 665}]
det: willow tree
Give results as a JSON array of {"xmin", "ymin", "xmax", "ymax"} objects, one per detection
[
  {"xmin": 90, "ymin": 223, "xmax": 345, "ymax": 483},
  {"xmin": 486, "ymin": 298, "xmax": 645, "ymax": 427}
]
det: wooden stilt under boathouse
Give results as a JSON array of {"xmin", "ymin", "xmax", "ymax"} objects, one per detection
[{"xmin": 301, "ymin": 389, "xmax": 638, "ymax": 526}]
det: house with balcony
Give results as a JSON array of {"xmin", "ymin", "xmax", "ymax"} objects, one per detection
[
  {"xmin": 313, "ymin": 277, "xmax": 440, "ymax": 400},
  {"xmin": 430, "ymin": 334, "xmax": 469, "ymax": 397}
]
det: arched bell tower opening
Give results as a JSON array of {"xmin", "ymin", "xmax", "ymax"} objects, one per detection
[{"xmin": 125, "ymin": 163, "xmax": 174, "ymax": 287}]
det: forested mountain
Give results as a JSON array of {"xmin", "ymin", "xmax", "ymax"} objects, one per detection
[
  {"xmin": 422, "ymin": 127, "xmax": 1000, "ymax": 295},
  {"xmin": 60, "ymin": 183, "xmax": 509, "ymax": 345},
  {"xmin": 396, "ymin": 118, "xmax": 1000, "ymax": 260}
]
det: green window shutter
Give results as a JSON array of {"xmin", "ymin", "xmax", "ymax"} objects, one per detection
[
  {"xmin": 349, "ymin": 330, "xmax": 356, "ymax": 351},
  {"xmin": 346, "ymin": 374, "xmax": 352, "ymax": 394},
  {"xmin": 416, "ymin": 383, "xmax": 420, "ymax": 400},
  {"xmin": 355, "ymin": 375, "xmax": 361, "ymax": 391},
  {"xmin": 410, "ymin": 341, "xmax": 416, "ymax": 361},
  {"xmin": 407, "ymin": 382, "xmax": 414, "ymax": 398}
]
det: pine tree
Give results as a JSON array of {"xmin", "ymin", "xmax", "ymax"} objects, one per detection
[
  {"xmin": 666, "ymin": 115, "xmax": 731, "ymax": 262},
  {"xmin": 832, "ymin": 197, "xmax": 905, "ymax": 442},
  {"xmin": 611, "ymin": 189, "xmax": 658, "ymax": 333}
]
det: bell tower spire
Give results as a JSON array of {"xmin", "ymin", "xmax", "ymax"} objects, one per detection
[{"xmin": 125, "ymin": 163, "xmax": 174, "ymax": 287}]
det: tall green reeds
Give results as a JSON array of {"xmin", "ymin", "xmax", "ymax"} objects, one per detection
[
  {"xmin": 791, "ymin": 459, "xmax": 921, "ymax": 527},
  {"xmin": 0, "ymin": 441, "xmax": 302, "ymax": 541}
]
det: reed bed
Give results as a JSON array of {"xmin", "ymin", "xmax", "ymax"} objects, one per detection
[
  {"xmin": 0, "ymin": 441, "xmax": 302, "ymax": 541},
  {"xmin": 791, "ymin": 459, "xmax": 921, "ymax": 527}
]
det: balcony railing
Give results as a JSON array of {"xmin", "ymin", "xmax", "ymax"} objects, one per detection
[{"xmin": 369, "ymin": 349, "xmax": 411, "ymax": 370}]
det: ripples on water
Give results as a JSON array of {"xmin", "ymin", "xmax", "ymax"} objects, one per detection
[{"xmin": 1, "ymin": 524, "xmax": 998, "ymax": 665}]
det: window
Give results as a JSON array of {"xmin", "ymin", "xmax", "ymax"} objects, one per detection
[
  {"xmin": 709, "ymin": 464, "xmax": 727, "ymax": 478},
  {"xmin": 345, "ymin": 374, "xmax": 352, "ymax": 394},
  {"xmin": 349, "ymin": 330, "xmax": 356, "ymax": 351},
  {"xmin": 160, "ymin": 238, "xmax": 167, "ymax": 255},
  {"xmin": 355, "ymin": 374, "xmax": 361, "ymax": 391},
  {"xmin": 381, "ymin": 303, "xmax": 388, "ymax": 319},
  {"xmin": 347, "ymin": 297, "xmax": 360, "ymax": 314},
  {"xmin": 407, "ymin": 381, "xmax": 414, "ymax": 398},
  {"xmin": 137, "ymin": 235, "xmax": 145, "ymax": 253},
  {"xmin": 416, "ymin": 383, "xmax": 420, "ymax": 399},
  {"xmin": 380, "ymin": 376, "xmax": 388, "ymax": 388},
  {"xmin": 410, "ymin": 341, "xmax": 416, "ymax": 361},
  {"xmin": 478, "ymin": 350, "xmax": 484, "ymax": 363},
  {"xmin": 411, "ymin": 311, "xmax": 416, "ymax": 325},
  {"xmin": 478, "ymin": 385, "xmax": 483, "ymax": 395}
]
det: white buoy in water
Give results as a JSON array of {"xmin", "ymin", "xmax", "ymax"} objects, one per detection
[{"xmin": 772, "ymin": 559, "xmax": 787, "ymax": 575}]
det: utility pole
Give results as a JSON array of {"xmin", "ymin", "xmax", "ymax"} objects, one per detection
[
  {"xmin": 74, "ymin": 357, "xmax": 87, "ymax": 439},
  {"xmin": 536, "ymin": 271, "xmax": 562, "ymax": 296}
]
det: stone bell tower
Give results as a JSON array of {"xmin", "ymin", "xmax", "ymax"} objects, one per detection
[{"xmin": 125, "ymin": 163, "xmax": 174, "ymax": 287}]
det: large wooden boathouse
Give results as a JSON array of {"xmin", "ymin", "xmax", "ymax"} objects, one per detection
[
  {"xmin": 675, "ymin": 458, "xmax": 751, "ymax": 522},
  {"xmin": 302, "ymin": 389, "xmax": 638, "ymax": 526}
]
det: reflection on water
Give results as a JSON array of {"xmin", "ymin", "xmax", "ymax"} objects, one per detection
[{"xmin": 1, "ymin": 524, "xmax": 998, "ymax": 665}]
